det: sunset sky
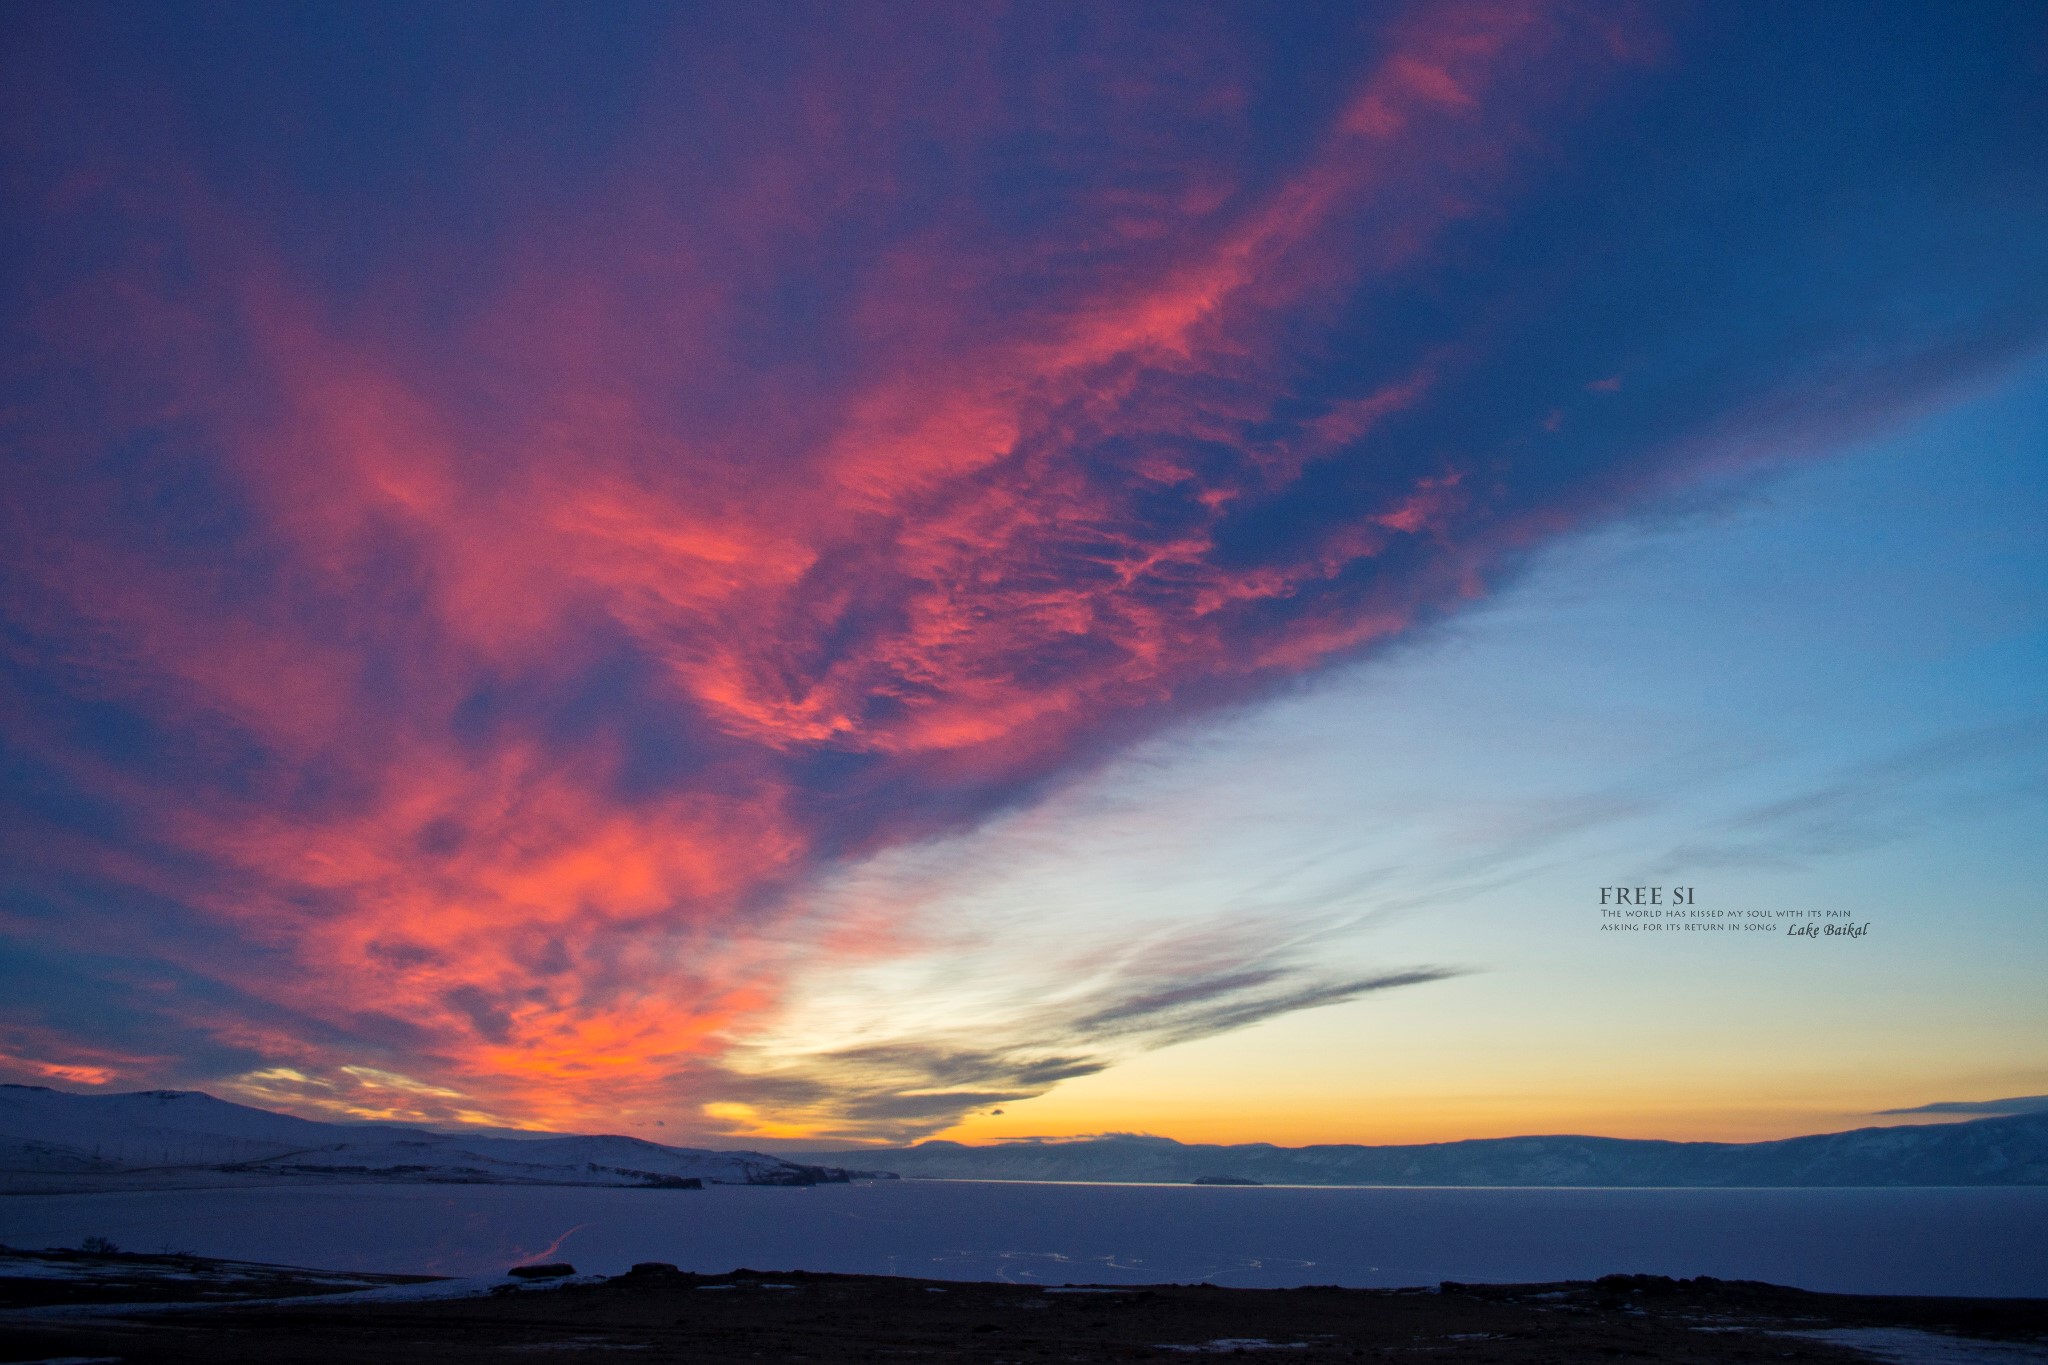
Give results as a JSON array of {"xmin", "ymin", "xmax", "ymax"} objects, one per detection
[{"xmin": 2, "ymin": 1, "xmax": 2044, "ymax": 1148}]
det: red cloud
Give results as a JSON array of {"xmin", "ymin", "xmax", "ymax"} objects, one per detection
[{"xmin": 1, "ymin": 1, "xmax": 1656, "ymax": 1131}]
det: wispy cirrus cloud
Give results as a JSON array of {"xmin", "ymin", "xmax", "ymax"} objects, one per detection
[
  {"xmin": 706, "ymin": 899, "xmax": 1460, "ymax": 1141},
  {"xmin": 1646, "ymin": 719, "xmax": 2048, "ymax": 877},
  {"xmin": 1876, "ymin": 1096, "xmax": 2048, "ymax": 1118}
]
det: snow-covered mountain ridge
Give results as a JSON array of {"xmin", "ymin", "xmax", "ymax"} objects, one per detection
[
  {"xmin": 0, "ymin": 1085, "xmax": 880, "ymax": 1190},
  {"xmin": 790, "ymin": 1111, "xmax": 2048, "ymax": 1186}
]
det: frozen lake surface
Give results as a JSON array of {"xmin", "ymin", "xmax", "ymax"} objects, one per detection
[{"xmin": 1, "ymin": 1181, "xmax": 2042, "ymax": 1296}]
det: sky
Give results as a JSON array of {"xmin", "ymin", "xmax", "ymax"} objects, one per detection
[{"xmin": 1, "ymin": 1, "xmax": 2044, "ymax": 1147}]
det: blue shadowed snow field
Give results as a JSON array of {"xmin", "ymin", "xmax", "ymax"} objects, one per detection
[{"xmin": 2, "ymin": 1181, "xmax": 2042, "ymax": 1296}]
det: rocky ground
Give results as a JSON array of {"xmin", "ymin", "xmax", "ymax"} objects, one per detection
[{"xmin": 1, "ymin": 1249, "xmax": 2044, "ymax": 1363}]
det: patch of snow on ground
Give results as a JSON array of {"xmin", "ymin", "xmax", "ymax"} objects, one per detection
[
  {"xmin": 1157, "ymin": 1340, "xmax": 1308, "ymax": 1353},
  {"xmin": 1042, "ymin": 1286, "xmax": 1137, "ymax": 1294},
  {"xmin": 504, "ymin": 1342, "xmax": 652, "ymax": 1353},
  {"xmin": 1788, "ymin": 1330, "xmax": 2048, "ymax": 1365}
]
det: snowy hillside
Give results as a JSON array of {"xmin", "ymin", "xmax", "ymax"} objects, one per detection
[
  {"xmin": 790, "ymin": 1112, "xmax": 2048, "ymax": 1186},
  {"xmin": 0, "ymin": 1085, "xmax": 873, "ymax": 1189}
]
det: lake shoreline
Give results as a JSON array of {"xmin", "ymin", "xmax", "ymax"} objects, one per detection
[{"xmin": 4, "ymin": 1251, "xmax": 2046, "ymax": 1364}]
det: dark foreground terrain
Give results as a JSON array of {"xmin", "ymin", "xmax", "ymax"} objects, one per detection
[{"xmin": 2, "ymin": 1250, "xmax": 2045, "ymax": 1364}]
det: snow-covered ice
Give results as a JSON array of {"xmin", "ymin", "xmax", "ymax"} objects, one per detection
[
  {"xmin": 1, "ymin": 1181, "xmax": 2042, "ymax": 1295},
  {"xmin": 1787, "ymin": 1329, "xmax": 2048, "ymax": 1365}
]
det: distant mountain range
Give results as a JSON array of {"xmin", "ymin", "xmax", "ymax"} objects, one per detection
[
  {"xmin": 10, "ymin": 1084, "xmax": 2043, "ymax": 1192},
  {"xmin": 792, "ymin": 1112, "xmax": 2048, "ymax": 1187},
  {"xmin": 0, "ymin": 1084, "xmax": 882, "ymax": 1191}
]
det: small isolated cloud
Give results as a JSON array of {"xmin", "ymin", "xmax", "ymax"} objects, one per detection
[
  {"xmin": 1876, "ymin": 1095, "xmax": 2048, "ymax": 1117},
  {"xmin": 219, "ymin": 1063, "xmax": 510, "ymax": 1129},
  {"xmin": 0, "ymin": 1051, "xmax": 119, "ymax": 1087},
  {"xmin": 0, "ymin": 1027, "xmax": 166, "ymax": 1090}
]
